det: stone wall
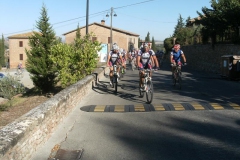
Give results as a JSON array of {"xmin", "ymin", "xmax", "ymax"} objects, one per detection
[
  {"xmin": 0, "ymin": 66, "xmax": 106, "ymax": 160},
  {"xmin": 181, "ymin": 44, "xmax": 240, "ymax": 74}
]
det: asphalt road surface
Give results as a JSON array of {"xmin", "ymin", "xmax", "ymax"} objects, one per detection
[{"xmin": 26, "ymin": 62, "xmax": 240, "ymax": 160}]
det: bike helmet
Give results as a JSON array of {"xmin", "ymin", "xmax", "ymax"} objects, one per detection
[
  {"xmin": 112, "ymin": 44, "xmax": 119, "ymax": 50},
  {"xmin": 119, "ymin": 48, "xmax": 123, "ymax": 53},
  {"xmin": 174, "ymin": 44, "xmax": 180, "ymax": 49}
]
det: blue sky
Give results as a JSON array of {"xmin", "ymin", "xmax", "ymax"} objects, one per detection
[{"xmin": 0, "ymin": 0, "xmax": 212, "ymax": 41}]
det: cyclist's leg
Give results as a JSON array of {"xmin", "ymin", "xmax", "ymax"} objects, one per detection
[{"xmin": 109, "ymin": 61, "xmax": 114, "ymax": 84}]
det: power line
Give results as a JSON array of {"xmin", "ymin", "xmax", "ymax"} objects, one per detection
[
  {"xmin": 114, "ymin": 0, "xmax": 156, "ymax": 9},
  {"xmin": 4, "ymin": 0, "xmax": 158, "ymax": 36}
]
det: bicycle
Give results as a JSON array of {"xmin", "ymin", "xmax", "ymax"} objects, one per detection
[
  {"xmin": 129, "ymin": 57, "xmax": 136, "ymax": 71},
  {"xmin": 110, "ymin": 64, "xmax": 120, "ymax": 93},
  {"xmin": 15, "ymin": 68, "xmax": 24, "ymax": 79},
  {"xmin": 171, "ymin": 63, "xmax": 185, "ymax": 89},
  {"xmin": 119, "ymin": 63, "xmax": 126, "ymax": 79},
  {"xmin": 139, "ymin": 69, "xmax": 153, "ymax": 104}
]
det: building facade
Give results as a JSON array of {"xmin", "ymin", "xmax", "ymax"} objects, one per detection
[
  {"xmin": 7, "ymin": 32, "xmax": 34, "ymax": 68},
  {"xmin": 63, "ymin": 20, "xmax": 139, "ymax": 52}
]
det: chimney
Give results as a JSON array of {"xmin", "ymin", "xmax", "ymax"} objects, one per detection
[{"xmin": 101, "ymin": 20, "xmax": 105, "ymax": 25}]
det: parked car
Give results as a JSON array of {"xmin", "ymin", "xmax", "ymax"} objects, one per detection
[{"xmin": 0, "ymin": 73, "xmax": 25, "ymax": 98}]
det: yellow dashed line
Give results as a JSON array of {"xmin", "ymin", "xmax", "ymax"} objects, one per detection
[
  {"xmin": 114, "ymin": 105, "xmax": 125, "ymax": 112},
  {"xmin": 154, "ymin": 104, "xmax": 165, "ymax": 111},
  {"xmin": 172, "ymin": 103, "xmax": 185, "ymax": 110},
  {"xmin": 191, "ymin": 103, "xmax": 205, "ymax": 110},
  {"xmin": 210, "ymin": 103, "xmax": 224, "ymax": 110},
  {"xmin": 229, "ymin": 103, "xmax": 240, "ymax": 110},
  {"xmin": 134, "ymin": 104, "xmax": 145, "ymax": 112},
  {"xmin": 94, "ymin": 105, "xmax": 106, "ymax": 112}
]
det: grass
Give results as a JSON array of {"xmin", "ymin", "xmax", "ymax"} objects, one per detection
[{"xmin": 0, "ymin": 96, "xmax": 27, "ymax": 111}]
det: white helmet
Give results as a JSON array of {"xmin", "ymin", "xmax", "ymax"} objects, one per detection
[
  {"xmin": 119, "ymin": 48, "xmax": 123, "ymax": 53},
  {"xmin": 112, "ymin": 43, "xmax": 119, "ymax": 50}
]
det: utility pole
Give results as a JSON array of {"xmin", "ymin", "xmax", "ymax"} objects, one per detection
[
  {"xmin": 106, "ymin": 7, "xmax": 116, "ymax": 50},
  {"xmin": 110, "ymin": 7, "xmax": 113, "ymax": 49},
  {"xmin": 86, "ymin": 0, "xmax": 89, "ymax": 34}
]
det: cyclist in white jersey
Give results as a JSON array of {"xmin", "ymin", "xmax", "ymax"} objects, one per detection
[
  {"xmin": 106, "ymin": 44, "xmax": 123, "ymax": 85},
  {"xmin": 119, "ymin": 48, "xmax": 127, "ymax": 73},
  {"xmin": 137, "ymin": 43, "xmax": 159, "ymax": 90},
  {"xmin": 128, "ymin": 48, "xmax": 137, "ymax": 70}
]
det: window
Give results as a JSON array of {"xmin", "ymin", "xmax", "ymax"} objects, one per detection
[
  {"xmin": 92, "ymin": 37, "xmax": 97, "ymax": 42},
  {"xmin": 20, "ymin": 54, "xmax": 23, "ymax": 60},
  {"xmin": 108, "ymin": 37, "xmax": 111, "ymax": 43},
  {"xmin": 19, "ymin": 41, "xmax": 23, "ymax": 47}
]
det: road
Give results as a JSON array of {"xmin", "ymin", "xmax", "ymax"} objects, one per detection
[
  {"xmin": 0, "ymin": 68, "xmax": 34, "ymax": 103},
  {"xmin": 29, "ymin": 62, "xmax": 240, "ymax": 160}
]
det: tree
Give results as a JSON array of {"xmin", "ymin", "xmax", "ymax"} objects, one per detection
[
  {"xmin": 151, "ymin": 37, "xmax": 156, "ymax": 51},
  {"xmin": 50, "ymin": 33, "xmax": 101, "ymax": 88},
  {"xmin": 138, "ymin": 37, "xmax": 141, "ymax": 48},
  {"xmin": 26, "ymin": 4, "xmax": 58, "ymax": 93},
  {"xmin": 0, "ymin": 34, "xmax": 5, "ymax": 68},
  {"xmin": 145, "ymin": 32, "xmax": 150, "ymax": 42},
  {"xmin": 75, "ymin": 23, "xmax": 81, "ymax": 40},
  {"xmin": 173, "ymin": 14, "xmax": 185, "ymax": 37}
]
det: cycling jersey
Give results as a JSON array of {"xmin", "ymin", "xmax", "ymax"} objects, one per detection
[
  {"xmin": 108, "ymin": 50, "xmax": 120, "ymax": 65},
  {"xmin": 129, "ymin": 51, "xmax": 137, "ymax": 58},
  {"xmin": 171, "ymin": 50, "xmax": 184, "ymax": 63},
  {"xmin": 138, "ymin": 50, "xmax": 155, "ymax": 68}
]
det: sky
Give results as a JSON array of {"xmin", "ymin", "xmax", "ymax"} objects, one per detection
[{"xmin": 0, "ymin": 0, "xmax": 212, "ymax": 41}]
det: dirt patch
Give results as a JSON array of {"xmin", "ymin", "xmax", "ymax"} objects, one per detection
[{"xmin": 0, "ymin": 95, "xmax": 50, "ymax": 129}]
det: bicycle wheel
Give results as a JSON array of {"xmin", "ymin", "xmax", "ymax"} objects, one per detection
[
  {"xmin": 172, "ymin": 73, "xmax": 176, "ymax": 86},
  {"xmin": 146, "ymin": 80, "xmax": 153, "ymax": 104},
  {"xmin": 139, "ymin": 86, "xmax": 144, "ymax": 98},
  {"xmin": 114, "ymin": 75, "xmax": 118, "ymax": 93},
  {"xmin": 177, "ymin": 72, "xmax": 182, "ymax": 89},
  {"xmin": 131, "ymin": 61, "xmax": 134, "ymax": 70}
]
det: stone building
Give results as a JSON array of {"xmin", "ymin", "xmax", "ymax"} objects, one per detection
[
  {"xmin": 63, "ymin": 20, "xmax": 139, "ymax": 52},
  {"xmin": 7, "ymin": 32, "xmax": 34, "ymax": 68}
]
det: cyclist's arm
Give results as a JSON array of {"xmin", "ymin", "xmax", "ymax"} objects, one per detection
[
  {"xmin": 119, "ymin": 55, "xmax": 123, "ymax": 64},
  {"xmin": 153, "ymin": 55, "xmax": 159, "ymax": 67},
  {"xmin": 106, "ymin": 54, "xmax": 110, "ymax": 66},
  {"xmin": 170, "ymin": 54, "xmax": 173, "ymax": 63},
  {"xmin": 181, "ymin": 53, "xmax": 186, "ymax": 63},
  {"xmin": 137, "ymin": 55, "xmax": 141, "ymax": 68}
]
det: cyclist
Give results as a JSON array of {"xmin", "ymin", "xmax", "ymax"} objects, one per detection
[
  {"xmin": 119, "ymin": 48, "xmax": 127, "ymax": 73},
  {"xmin": 106, "ymin": 44, "xmax": 123, "ymax": 86},
  {"xmin": 17, "ymin": 62, "xmax": 23, "ymax": 74},
  {"xmin": 128, "ymin": 48, "xmax": 137, "ymax": 70},
  {"xmin": 137, "ymin": 43, "xmax": 159, "ymax": 90},
  {"xmin": 170, "ymin": 44, "xmax": 187, "ymax": 78}
]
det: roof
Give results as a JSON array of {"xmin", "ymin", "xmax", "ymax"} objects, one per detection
[
  {"xmin": 63, "ymin": 22, "xmax": 140, "ymax": 37},
  {"xmin": 8, "ymin": 31, "xmax": 41, "ymax": 39}
]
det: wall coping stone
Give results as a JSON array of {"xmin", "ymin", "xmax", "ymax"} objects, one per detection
[{"xmin": 0, "ymin": 66, "xmax": 106, "ymax": 159}]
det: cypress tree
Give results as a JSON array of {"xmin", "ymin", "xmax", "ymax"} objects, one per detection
[
  {"xmin": 151, "ymin": 37, "xmax": 156, "ymax": 51},
  {"xmin": 145, "ymin": 32, "xmax": 150, "ymax": 42},
  {"xmin": 75, "ymin": 23, "xmax": 81, "ymax": 40},
  {"xmin": 26, "ymin": 4, "xmax": 57, "ymax": 93},
  {"xmin": 0, "ymin": 34, "xmax": 5, "ymax": 67}
]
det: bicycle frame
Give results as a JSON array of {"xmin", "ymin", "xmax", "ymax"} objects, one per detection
[
  {"xmin": 142, "ymin": 69, "xmax": 151, "ymax": 92},
  {"xmin": 172, "ymin": 64, "xmax": 182, "ymax": 89},
  {"xmin": 139, "ymin": 69, "xmax": 153, "ymax": 104}
]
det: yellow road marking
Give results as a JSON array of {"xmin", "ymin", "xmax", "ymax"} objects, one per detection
[
  {"xmin": 210, "ymin": 103, "xmax": 224, "ymax": 110},
  {"xmin": 229, "ymin": 103, "xmax": 240, "ymax": 110},
  {"xmin": 134, "ymin": 104, "xmax": 145, "ymax": 112},
  {"xmin": 114, "ymin": 105, "xmax": 125, "ymax": 112},
  {"xmin": 172, "ymin": 103, "xmax": 185, "ymax": 110},
  {"xmin": 191, "ymin": 103, "xmax": 204, "ymax": 110},
  {"xmin": 154, "ymin": 104, "xmax": 165, "ymax": 111},
  {"xmin": 94, "ymin": 105, "xmax": 106, "ymax": 112}
]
